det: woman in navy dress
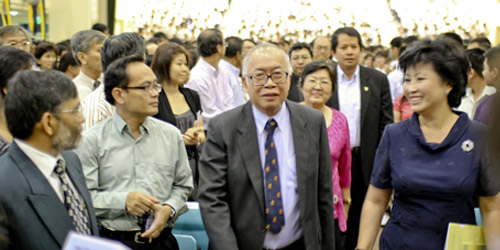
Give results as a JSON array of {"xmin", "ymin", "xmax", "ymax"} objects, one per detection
[{"xmin": 356, "ymin": 38, "xmax": 500, "ymax": 249}]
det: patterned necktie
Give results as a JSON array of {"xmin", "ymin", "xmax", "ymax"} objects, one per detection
[
  {"xmin": 263, "ymin": 119, "xmax": 285, "ymax": 234},
  {"xmin": 93, "ymin": 80, "xmax": 100, "ymax": 90},
  {"xmin": 54, "ymin": 159, "xmax": 91, "ymax": 235}
]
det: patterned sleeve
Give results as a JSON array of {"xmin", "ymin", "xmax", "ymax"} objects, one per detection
[
  {"xmin": 338, "ymin": 112, "xmax": 352, "ymax": 189},
  {"xmin": 370, "ymin": 125, "xmax": 393, "ymax": 189}
]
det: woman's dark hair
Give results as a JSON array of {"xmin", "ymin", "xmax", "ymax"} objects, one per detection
[
  {"xmin": 34, "ymin": 42, "xmax": 58, "ymax": 59},
  {"xmin": 151, "ymin": 43, "xmax": 191, "ymax": 84},
  {"xmin": 57, "ymin": 52, "xmax": 79, "ymax": 73},
  {"xmin": 300, "ymin": 60, "xmax": 337, "ymax": 93},
  {"xmin": 398, "ymin": 38, "xmax": 469, "ymax": 108},
  {"xmin": 0, "ymin": 47, "xmax": 34, "ymax": 96}
]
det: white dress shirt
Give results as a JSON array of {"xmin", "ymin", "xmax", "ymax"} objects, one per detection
[
  {"xmin": 456, "ymin": 86, "xmax": 496, "ymax": 118},
  {"xmin": 387, "ymin": 67, "xmax": 404, "ymax": 103},
  {"xmin": 337, "ymin": 64, "xmax": 361, "ymax": 147},
  {"xmin": 73, "ymin": 71, "xmax": 103, "ymax": 101},
  {"xmin": 252, "ymin": 103, "xmax": 302, "ymax": 249},
  {"xmin": 219, "ymin": 59, "xmax": 246, "ymax": 107},
  {"xmin": 14, "ymin": 139, "xmax": 83, "ymax": 203},
  {"xmin": 185, "ymin": 58, "xmax": 234, "ymax": 129}
]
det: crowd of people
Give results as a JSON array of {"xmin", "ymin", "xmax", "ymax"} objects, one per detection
[{"xmin": 0, "ymin": 11, "xmax": 499, "ymax": 250}]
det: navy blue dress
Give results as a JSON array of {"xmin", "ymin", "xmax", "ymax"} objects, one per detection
[{"xmin": 371, "ymin": 112, "xmax": 500, "ymax": 249}]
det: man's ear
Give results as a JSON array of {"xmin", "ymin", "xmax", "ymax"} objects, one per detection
[
  {"xmin": 39, "ymin": 112, "xmax": 57, "ymax": 137},
  {"xmin": 112, "ymin": 87, "xmax": 126, "ymax": 105},
  {"xmin": 77, "ymin": 51, "xmax": 87, "ymax": 65}
]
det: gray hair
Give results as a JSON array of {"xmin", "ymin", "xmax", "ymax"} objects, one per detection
[
  {"xmin": 71, "ymin": 30, "xmax": 107, "ymax": 65},
  {"xmin": 242, "ymin": 43, "xmax": 292, "ymax": 76},
  {"xmin": 0, "ymin": 25, "xmax": 30, "ymax": 45}
]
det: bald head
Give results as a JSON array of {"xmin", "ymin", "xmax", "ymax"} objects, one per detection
[
  {"xmin": 312, "ymin": 36, "xmax": 331, "ymax": 61},
  {"xmin": 242, "ymin": 43, "xmax": 292, "ymax": 76}
]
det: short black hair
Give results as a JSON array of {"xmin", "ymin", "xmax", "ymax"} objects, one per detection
[
  {"xmin": 57, "ymin": 51, "xmax": 79, "ymax": 73},
  {"xmin": 225, "ymin": 36, "xmax": 243, "ymax": 58},
  {"xmin": 197, "ymin": 29, "xmax": 223, "ymax": 57},
  {"xmin": 466, "ymin": 48, "xmax": 485, "ymax": 79},
  {"xmin": 331, "ymin": 27, "xmax": 363, "ymax": 52},
  {"xmin": 0, "ymin": 47, "xmax": 34, "ymax": 96},
  {"xmin": 469, "ymin": 37, "xmax": 491, "ymax": 51},
  {"xmin": 484, "ymin": 46, "xmax": 500, "ymax": 73},
  {"xmin": 300, "ymin": 60, "xmax": 337, "ymax": 93},
  {"xmin": 104, "ymin": 54, "xmax": 145, "ymax": 105},
  {"xmin": 440, "ymin": 32, "xmax": 463, "ymax": 46},
  {"xmin": 399, "ymin": 38, "xmax": 469, "ymax": 108},
  {"xmin": 390, "ymin": 36, "xmax": 403, "ymax": 49},
  {"xmin": 288, "ymin": 42, "xmax": 313, "ymax": 58},
  {"xmin": 5, "ymin": 70, "xmax": 77, "ymax": 139},
  {"xmin": 100, "ymin": 32, "xmax": 145, "ymax": 71},
  {"xmin": 91, "ymin": 23, "xmax": 108, "ymax": 33},
  {"xmin": 153, "ymin": 32, "xmax": 168, "ymax": 40},
  {"xmin": 34, "ymin": 42, "xmax": 58, "ymax": 59}
]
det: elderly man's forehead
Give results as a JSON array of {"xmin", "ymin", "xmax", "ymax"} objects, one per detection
[
  {"xmin": 248, "ymin": 47, "xmax": 287, "ymax": 64},
  {"xmin": 2, "ymin": 31, "xmax": 28, "ymax": 41}
]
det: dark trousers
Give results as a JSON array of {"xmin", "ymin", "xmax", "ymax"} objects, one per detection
[
  {"xmin": 335, "ymin": 219, "xmax": 347, "ymax": 250},
  {"xmin": 100, "ymin": 227, "xmax": 179, "ymax": 250},
  {"xmin": 345, "ymin": 148, "xmax": 368, "ymax": 250}
]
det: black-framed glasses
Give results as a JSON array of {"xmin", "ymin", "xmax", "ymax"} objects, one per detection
[
  {"xmin": 246, "ymin": 72, "xmax": 289, "ymax": 86},
  {"xmin": 122, "ymin": 84, "xmax": 162, "ymax": 94}
]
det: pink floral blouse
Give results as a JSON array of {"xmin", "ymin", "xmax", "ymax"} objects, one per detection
[{"xmin": 327, "ymin": 107, "xmax": 352, "ymax": 232}]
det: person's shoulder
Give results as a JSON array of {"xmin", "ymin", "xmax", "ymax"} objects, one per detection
[
  {"xmin": 147, "ymin": 116, "xmax": 182, "ymax": 135},
  {"xmin": 332, "ymin": 108, "xmax": 348, "ymax": 122},
  {"xmin": 360, "ymin": 65, "xmax": 388, "ymax": 80},
  {"xmin": 210, "ymin": 103, "xmax": 247, "ymax": 127},
  {"xmin": 287, "ymin": 101, "xmax": 324, "ymax": 122}
]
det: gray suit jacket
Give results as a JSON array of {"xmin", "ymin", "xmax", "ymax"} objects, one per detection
[
  {"xmin": 197, "ymin": 101, "xmax": 335, "ymax": 250},
  {"xmin": 0, "ymin": 142, "xmax": 99, "ymax": 250}
]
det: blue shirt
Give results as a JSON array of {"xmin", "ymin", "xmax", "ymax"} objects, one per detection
[{"xmin": 252, "ymin": 103, "xmax": 302, "ymax": 249}]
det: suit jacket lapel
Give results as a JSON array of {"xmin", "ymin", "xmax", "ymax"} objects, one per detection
[
  {"xmin": 237, "ymin": 103, "xmax": 265, "ymax": 212},
  {"xmin": 286, "ymin": 101, "xmax": 309, "ymax": 215},
  {"xmin": 359, "ymin": 66, "xmax": 372, "ymax": 127},
  {"xmin": 9, "ymin": 142, "xmax": 73, "ymax": 247}
]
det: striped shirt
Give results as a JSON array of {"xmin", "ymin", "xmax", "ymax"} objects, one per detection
[{"xmin": 81, "ymin": 84, "xmax": 115, "ymax": 131}]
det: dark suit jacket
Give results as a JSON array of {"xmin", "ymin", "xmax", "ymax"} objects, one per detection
[
  {"xmin": 286, "ymin": 73, "xmax": 304, "ymax": 102},
  {"xmin": 0, "ymin": 142, "xmax": 99, "ymax": 250},
  {"xmin": 326, "ymin": 65, "xmax": 393, "ymax": 184},
  {"xmin": 197, "ymin": 101, "xmax": 335, "ymax": 250}
]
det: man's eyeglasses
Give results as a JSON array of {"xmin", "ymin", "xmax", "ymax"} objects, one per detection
[
  {"xmin": 55, "ymin": 105, "xmax": 83, "ymax": 114},
  {"xmin": 6, "ymin": 41, "xmax": 31, "ymax": 48},
  {"xmin": 246, "ymin": 72, "xmax": 289, "ymax": 86},
  {"xmin": 122, "ymin": 84, "xmax": 162, "ymax": 94}
]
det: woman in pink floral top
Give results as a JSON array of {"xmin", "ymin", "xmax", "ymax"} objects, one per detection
[{"xmin": 300, "ymin": 61, "xmax": 352, "ymax": 249}]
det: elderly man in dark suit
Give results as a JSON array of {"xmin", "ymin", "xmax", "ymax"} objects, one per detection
[
  {"xmin": 197, "ymin": 43, "xmax": 335, "ymax": 250},
  {"xmin": 0, "ymin": 70, "xmax": 99, "ymax": 249},
  {"xmin": 327, "ymin": 27, "xmax": 393, "ymax": 250}
]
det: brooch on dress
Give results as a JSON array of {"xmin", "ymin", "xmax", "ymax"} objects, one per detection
[{"xmin": 461, "ymin": 140, "xmax": 474, "ymax": 152}]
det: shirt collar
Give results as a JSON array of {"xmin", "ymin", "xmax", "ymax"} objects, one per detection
[
  {"xmin": 220, "ymin": 59, "xmax": 240, "ymax": 75},
  {"xmin": 77, "ymin": 71, "xmax": 104, "ymax": 88},
  {"xmin": 14, "ymin": 138, "xmax": 63, "ymax": 177},
  {"xmin": 337, "ymin": 64, "xmax": 360, "ymax": 83},
  {"xmin": 112, "ymin": 113, "xmax": 150, "ymax": 136},
  {"xmin": 252, "ymin": 102, "xmax": 289, "ymax": 136},
  {"xmin": 199, "ymin": 57, "xmax": 218, "ymax": 76}
]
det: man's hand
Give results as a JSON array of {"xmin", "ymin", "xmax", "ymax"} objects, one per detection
[
  {"xmin": 140, "ymin": 204, "xmax": 172, "ymax": 239},
  {"xmin": 125, "ymin": 192, "xmax": 159, "ymax": 216}
]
